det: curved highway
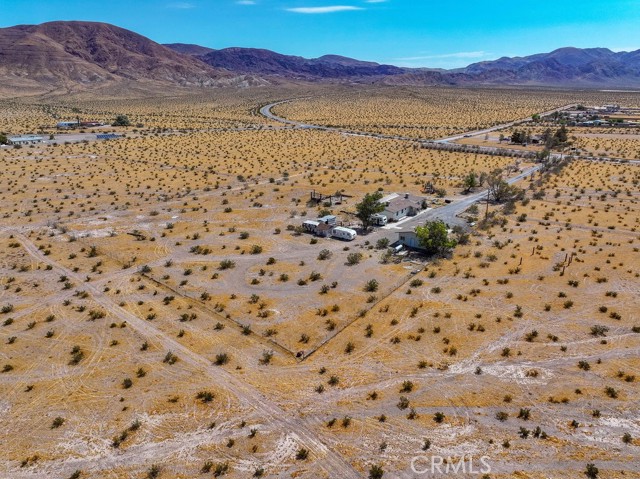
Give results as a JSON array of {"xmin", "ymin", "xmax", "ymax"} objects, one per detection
[{"xmin": 260, "ymin": 99, "xmax": 576, "ymax": 147}]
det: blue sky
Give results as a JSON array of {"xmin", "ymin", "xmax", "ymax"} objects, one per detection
[{"xmin": 3, "ymin": 0, "xmax": 640, "ymax": 68}]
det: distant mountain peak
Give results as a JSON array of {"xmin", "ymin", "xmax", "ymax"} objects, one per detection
[
  {"xmin": 2, "ymin": 21, "xmax": 640, "ymax": 95},
  {"xmin": 0, "ymin": 21, "xmax": 261, "ymax": 96},
  {"xmin": 163, "ymin": 43, "xmax": 215, "ymax": 56}
]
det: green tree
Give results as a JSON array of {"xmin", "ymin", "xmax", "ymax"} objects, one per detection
[
  {"xmin": 510, "ymin": 130, "xmax": 523, "ymax": 144},
  {"xmin": 541, "ymin": 128, "xmax": 554, "ymax": 148},
  {"xmin": 415, "ymin": 220, "xmax": 457, "ymax": 256},
  {"xmin": 487, "ymin": 169, "xmax": 524, "ymax": 203},
  {"xmin": 355, "ymin": 192, "xmax": 385, "ymax": 230},
  {"xmin": 462, "ymin": 171, "xmax": 478, "ymax": 194},
  {"xmin": 0, "ymin": 132, "xmax": 8, "ymax": 145},
  {"xmin": 536, "ymin": 148, "xmax": 551, "ymax": 161},
  {"xmin": 112, "ymin": 115, "xmax": 131, "ymax": 127},
  {"xmin": 553, "ymin": 125, "xmax": 569, "ymax": 146}
]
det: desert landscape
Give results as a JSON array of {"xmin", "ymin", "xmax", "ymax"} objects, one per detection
[
  {"xmin": 0, "ymin": 82, "xmax": 638, "ymax": 479},
  {"xmin": 1, "ymin": 6, "xmax": 639, "ymax": 478}
]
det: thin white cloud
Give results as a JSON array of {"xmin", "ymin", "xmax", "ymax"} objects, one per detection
[
  {"xmin": 396, "ymin": 51, "xmax": 489, "ymax": 61},
  {"xmin": 286, "ymin": 5, "xmax": 364, "ymax": 14},
  {"xmin": 365, "ymin": 0, "xmax": 387, "ymax": 3},
  {"xmin": 237, "ymin": 0, "xmax": 256, "ymax": 4},
  {"xmin": 166, "ymin": 1, "xmax": 195, "ymax": 8}
]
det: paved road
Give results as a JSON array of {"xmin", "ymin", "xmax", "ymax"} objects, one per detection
[
  {"xmin": 434, "ymin": 104, "xmax": 577, "ymax": 143},
  {"xmin": 260, "ymin": 98, "xmax": 551, "ymax": 234},
  {"xmin": 259, "ymin": 100, "xmax": 576, "ymax": 146}
]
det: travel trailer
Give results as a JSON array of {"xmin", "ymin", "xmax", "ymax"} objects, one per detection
[{"xmin": 331, "ymin": 226, "xmax": 357, "ymax": 241}]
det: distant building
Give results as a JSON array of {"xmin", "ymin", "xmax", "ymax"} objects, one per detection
[
  {"xmin": 80, "ymin": 121, "xmax": 102, "ymax": 128},
  {"xmin": 301, "ymin": 215, "xmax": 357, "ymax": 240},
  {"xmin": 56, "ymin": 121, "xmax": 80, "ymax": 129},
  {"xmin": 8, "ymin": 135, "xmax": 43, "ymax": 145}
]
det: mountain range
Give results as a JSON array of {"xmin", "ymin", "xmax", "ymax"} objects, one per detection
[{"xmin": 1, "ymin": 21, "xmax": 639, "ymax": 96}]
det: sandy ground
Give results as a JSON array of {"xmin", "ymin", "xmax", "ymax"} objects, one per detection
[{"xmin": 0, "ymin": 88, "xmax": 638, "ymax": 479}]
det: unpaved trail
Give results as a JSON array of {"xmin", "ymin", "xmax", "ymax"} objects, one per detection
[{"xmin": 11, "ymin": 232, "xmax": 361, "ymax": 479}]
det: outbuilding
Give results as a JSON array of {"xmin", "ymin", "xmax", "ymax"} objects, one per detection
[
  {"xmin": 315, "ymin": 223, "xmax": 334, "ymax": 238},
  {"xmin": 7, "ymin": 135, "xmax": 43, "ymax": 145},
  {"xmin": 56, "ymin": 121, "xmax": 80, "ymax": 129},
  {"xmin": 397, "ymin": 230, "xmax": 421, "ymax": 249},
  {"xmin": 318, "ymin": 215, "xmax": 337, "ymax": 225}
]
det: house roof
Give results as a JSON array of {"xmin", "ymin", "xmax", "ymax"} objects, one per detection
[{"xmin": 384, "ymin": 199, "xmax": 418, "ymax": 214}]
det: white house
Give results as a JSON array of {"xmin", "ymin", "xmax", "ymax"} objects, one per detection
[{"xmin": 379, "ymin": 193, "xmax": 426, "ymax": 222}]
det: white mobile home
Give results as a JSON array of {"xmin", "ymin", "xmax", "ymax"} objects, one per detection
[
  {"xmin": 331, "ymin": 226, "xmax": 357, "ymax": 241},
  {"xmin": 303, "ymin": 220, "xmax": 320, "ymax": 233}
]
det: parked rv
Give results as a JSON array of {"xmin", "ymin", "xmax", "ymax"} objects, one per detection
[
  {"xmin": 371, "ymin": 213, "xmax": 388, "ymax": 226},
  {"xmin": 331, "ymin": 226, "xmax": 357, "ymax": 241}
]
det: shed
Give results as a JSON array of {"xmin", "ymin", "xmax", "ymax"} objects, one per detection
[
  {"xmin": 315, "ymin": 223, "xmax": 334, "ymax": 237},
  {"xmin": 318, "ymin": 215, "xmax": 337, "ymax": 225},
  {"xmin": 397, "ymin": 230, "xmax": 421, "ymax": 249}
]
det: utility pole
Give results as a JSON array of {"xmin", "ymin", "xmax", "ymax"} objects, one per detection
[{"xmin": 485, "ymin": 190, "xmax": 490, "ymax": 220}]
